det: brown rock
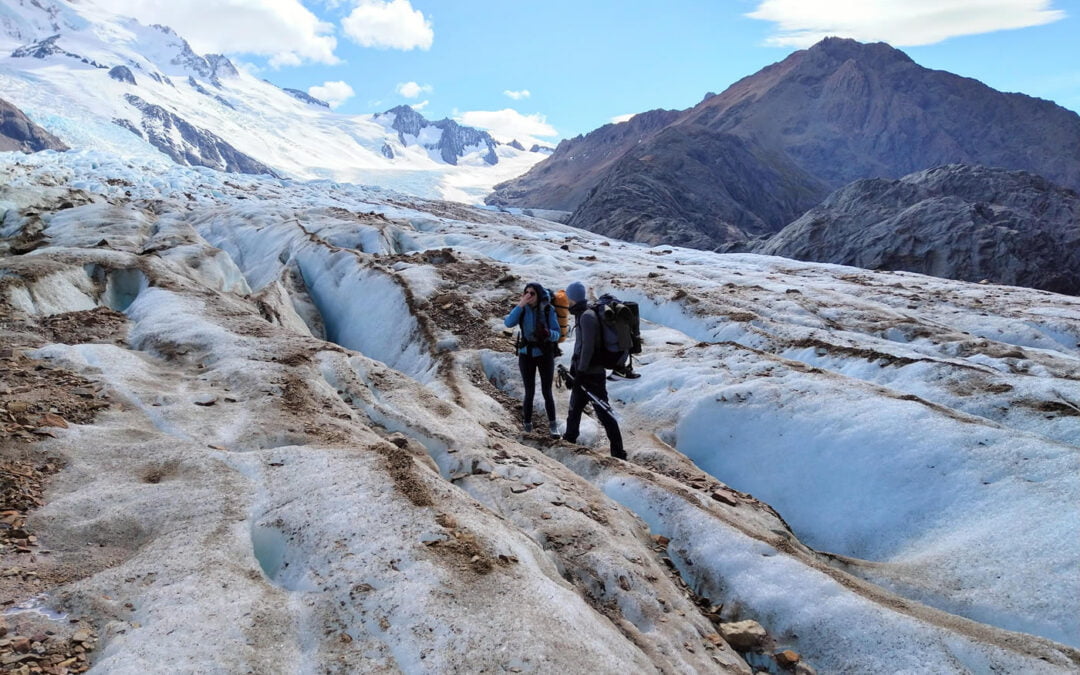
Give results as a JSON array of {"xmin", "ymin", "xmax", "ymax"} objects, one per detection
[
  {"xmin": 718, "ymin": 620, "xmax": 767, "ymax": 651},
  {"xmin": 40, "ymin": 413, "xmax": 68, "ymax": 428},
  {"xmin": 776, "ymin": 649, "xmax": 801, "ymax": 667},
  {"xmin": 711, "ymin": 490, "xmax": 738, "ymax": 506}
]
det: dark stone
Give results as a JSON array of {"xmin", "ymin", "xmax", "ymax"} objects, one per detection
[
  {"xmin": 11, "ymin": 34, "xmax": 64, "ymax": 59},
  {"xmin": 284, "ymin": 88, "xmax": 329, "ymax": 108},
  {"xmin": 111, "ymin": 117, "xmax": 142, "ymax": 138},
  {"xmin": 187, "ymin": 76, "xmax": 211, "ymax": 96},
  {"xmin": 11, "ymin": 34, "xmax": 106, "ymax": 67},
  {"xmin": 109, "ymin": 65, "xmax": 136, "ymax": 85}
]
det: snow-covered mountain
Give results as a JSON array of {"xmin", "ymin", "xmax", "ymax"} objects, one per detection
[
  {"xmin": 0, "ymin": 0, "xmax": 546, "ymax": 203},
  {"xmin": 1, "ymin": 148, "xmax": 1079, "ymax": 673}
]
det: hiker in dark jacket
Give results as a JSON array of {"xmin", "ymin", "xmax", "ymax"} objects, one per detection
[
  {"xmin": 562, "ymin": 281, "xmax": 625, "ymax": 459},
  {"xmin": 504, "ymin": 282, "xmax": 561, "ymax": 435}
]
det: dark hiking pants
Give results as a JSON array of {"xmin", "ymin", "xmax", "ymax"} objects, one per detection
[
  {"xmin": 563, "ymin": 371, "xmax": 624, "ymax": 458},
  {"xmin": 518, "ymin": 350, "xmax": 556, "ymax": 423}
]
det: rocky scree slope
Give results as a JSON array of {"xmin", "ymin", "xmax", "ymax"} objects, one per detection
[{"xmin": 741, "ymin": 164, "xmax": 1080, "ymax": 296}]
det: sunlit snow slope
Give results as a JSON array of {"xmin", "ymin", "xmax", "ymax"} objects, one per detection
[{"xmin": 0, "ymin": 0, "xmax": 545, "ymax": 203}]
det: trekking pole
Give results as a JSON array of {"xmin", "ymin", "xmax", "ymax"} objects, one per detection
[{"xmin": 556, "ymin": 365, "xmax": 618, "ymax": 420}]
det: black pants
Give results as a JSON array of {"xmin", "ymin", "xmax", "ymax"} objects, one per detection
[
  {"xmin": 563, "ymin": 371, "xmax": 624, "ymax": 457},
  {"xmin": 518, "ymin": 350, "xmax": 556, "ymax": 423}
]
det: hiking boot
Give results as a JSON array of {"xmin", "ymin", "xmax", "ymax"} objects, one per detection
[
  {"xmin": 523, "ymin": 421, "xmax": 533, "ymax": 433},
  {"xmin": 611, "ymin": 449, "xmax": 627, "ymax": 460},
  {"xmin": 608, "ymin": 365, "xmax": 641, "ymax": 380},
  {"xmin": 548, "ymin": 419, "xmax": 559, "ymax": 437}
]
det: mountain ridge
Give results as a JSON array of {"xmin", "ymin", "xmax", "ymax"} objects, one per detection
[
  {"xmin": 489, "ymin": 37, "xmax": 1080, "ymax": 251},
  {"xmin": 746, "ymin": 163, "xmax": 1080, "ymax": 294},
  {"xmin": 0, "ymin": 0, "xmax": 542, "ymax": 202}
]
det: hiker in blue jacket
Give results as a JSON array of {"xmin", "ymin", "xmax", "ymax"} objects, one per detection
[
  {"xmin": 505, "ymin": 282, "xmax": 561, "ymax": 435},
  {"xmin": 561, "ymin": 281, "xmax": 625, "ymax": 459}
]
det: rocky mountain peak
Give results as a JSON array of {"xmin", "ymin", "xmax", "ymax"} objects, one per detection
[
  {"xmin": 381, "ymin": 104, "xmax": 428, "ymax": 138},
  {"xmin": 377, "ymin": 105, "xmax": 499, "ymax": 166},
  {"xmin": 808, "ymin": 36, "xmax": 915, "ymax": 67},
  {"xmin": 205, "ymin": 54, "xmax": 239, "ymax": 81},
  {"xmin": 145, "ymin": 23, "xmax": 235, "ymax": 83},
  {"xmin": 489, "ymin": 37, "xmax": 1080, "ymax": 294}
]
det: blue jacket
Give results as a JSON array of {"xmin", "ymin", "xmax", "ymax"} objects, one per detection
[{"xmin": 505, "ymin": 303, "xmax": 560, "ymax": 357}]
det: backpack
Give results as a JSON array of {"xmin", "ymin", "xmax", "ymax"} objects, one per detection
[
  {"xmin": 552, "ymin": 289, "xmax": 571, "ymax": 343},
  {"xmin": 589, "ymin": 293, "xmax": 642, "ymax": 370}
]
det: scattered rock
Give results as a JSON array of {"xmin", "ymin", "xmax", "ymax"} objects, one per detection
[
  {"xmin": 710, "ymin": 490, "xmax": 737, "ymax": 506},
  {"xmin": 793, "ymin": 662, "xmax": 818, "ymax": 675},
  {"xmin": 719, "ymin": 619, "xmax": 767, "ymax": 651}
]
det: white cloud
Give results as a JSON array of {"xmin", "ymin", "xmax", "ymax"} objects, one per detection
[
  {"xmin": 610, "ymin": 113, "xmax": 635, "ymax": 124},
  {"xmin": 504, "ymin": 89, "xmax": 531, "ymax": 100},
  {"xmin": 397, "ymin": 81, "xmax": 433, "ymax": 98},
  {"xmin": 309, "ymin": 80, "xmax": 355, "ymax": 109},
  {"xmin": 90, "ymin": 0, "xmax": 339, "ymax": 65},
  {"xmin": 455, "ymin": 108, "xmax": 557, "ymax": 147},
  {"xmin": 746, "ymin": 0, "xmax": 1066, "ymax": 47},
  {"xmin": 342, "ymin": 0, "xmax": 434, "ymax": 50},
  {"xmin": 410, "ymin": 100, "xmax": 430, "ymax": 111}
]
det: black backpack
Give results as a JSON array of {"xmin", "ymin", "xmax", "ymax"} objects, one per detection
[{"xmin": 589, "ymin": 293, "xmax": 641, "ymax": 370}]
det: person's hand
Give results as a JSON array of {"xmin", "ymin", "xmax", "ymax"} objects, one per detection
[{"xmin": 519, "ymin": 287, "xmax": 537, "ymax": 307}]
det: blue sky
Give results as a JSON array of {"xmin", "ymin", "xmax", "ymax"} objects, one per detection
[{"xmin": 92, "ymin": 0, "xmax": 1079, "ymax": 147}]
